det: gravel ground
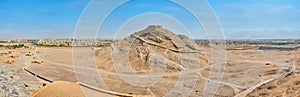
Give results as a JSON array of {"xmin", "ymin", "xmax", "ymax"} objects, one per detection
[{"xmin": 0, "ymin": 64, "xmax": 30, "ymax": 97}]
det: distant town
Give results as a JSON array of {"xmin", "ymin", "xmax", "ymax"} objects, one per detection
[{"xmin": 0, "ymin": 39, "xmax": 299, "ymax": 49}]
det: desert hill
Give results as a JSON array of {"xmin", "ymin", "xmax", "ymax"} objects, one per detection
[{"xmin": 107, "ymin": 25, "xmax": 210, "ymax": 73}]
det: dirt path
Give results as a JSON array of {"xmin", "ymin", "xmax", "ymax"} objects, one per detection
[{"xmin": 234, "ymin": 63, "xmax": 296, "ymax": 97}]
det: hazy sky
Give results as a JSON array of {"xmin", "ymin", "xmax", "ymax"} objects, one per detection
[{"xmin": 0, "ymin": 0, "xmax": 299, "ymax": 39}]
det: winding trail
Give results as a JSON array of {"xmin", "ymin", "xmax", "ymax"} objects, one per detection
[{"xmin": 234, "ymin": 63, "xmax": 296, "ymax": 97}]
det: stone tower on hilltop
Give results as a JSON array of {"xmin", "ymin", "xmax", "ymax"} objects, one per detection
[{"xmin": 146, "ymin": 25, "xmax": 163, "ymax": 31}]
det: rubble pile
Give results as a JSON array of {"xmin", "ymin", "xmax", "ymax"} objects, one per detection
[{"xmin": 0, "ymin": 64, "xmax": 30, "ymax": 96}]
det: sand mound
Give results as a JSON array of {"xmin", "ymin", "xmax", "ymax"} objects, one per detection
[{"xmin": 33, "ymin": 81, "xmax": 84, "ymax": 97}]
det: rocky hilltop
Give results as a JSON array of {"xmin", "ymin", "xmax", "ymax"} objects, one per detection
[
  {"xmin": 0, "ymin": 64, "xmax": 30, "ymax": 96},
  {"xmin": 111, "ymin": 25, "xmax": 210, "ymax": 73}
]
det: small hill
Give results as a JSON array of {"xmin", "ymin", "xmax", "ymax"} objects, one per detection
[
  {"xmin": 33, "ymin": 81, "xmax": 85, "ymax": 97},
  {"xmin": 33, "ymin": 81, "xmax": 151, "ymax": 97},
  {"xmin": 111, "ymin": 25, "xmax": 210, "ymax": 73}
]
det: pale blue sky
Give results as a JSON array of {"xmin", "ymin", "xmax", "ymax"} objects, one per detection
[{"xmin": 0, "ymin": 0, "xmax": 299, "ymax": 39}]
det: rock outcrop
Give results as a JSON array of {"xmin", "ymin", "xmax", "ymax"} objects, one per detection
[{"xmin": 0, "ymin": 64, "xmax": 30, "ymax": 96}]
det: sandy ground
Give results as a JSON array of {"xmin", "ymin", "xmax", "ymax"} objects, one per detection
[{"xmin": 0, "ymin": 45, "xmax": 299, "ymax": 97}]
